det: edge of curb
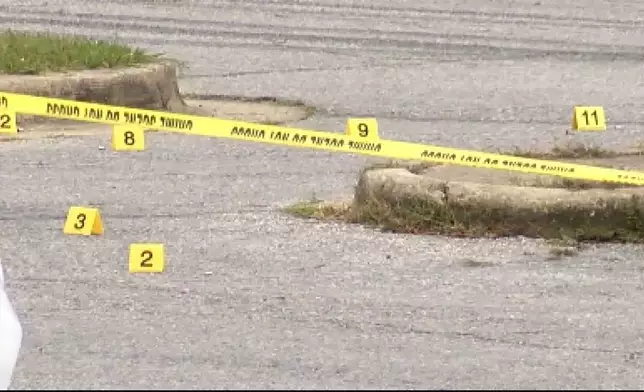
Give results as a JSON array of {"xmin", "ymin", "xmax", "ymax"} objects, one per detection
[
  {"xmin": 354, "ymin": 167, "xmax": 644, "ymax": 240},
  {"xmin": 0, "ymin": 61, "xmax": 187, "ymax": 126}
]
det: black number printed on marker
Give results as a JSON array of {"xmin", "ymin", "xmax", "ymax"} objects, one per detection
[
  {"xmin": 582, "ymin": 110, "xmax": 599, "ymax": 126},
  {"xmin": 74, "ymin": 213, "xmax": 87, "ymax": 230},
  {"xmin": 0, "ymin": 114, "xmax": 11, "ymax": 129},
  {"xmin": 357, "ymin": 123, "xmax": 369, "ymax": 137},
  {"xmin": 140, "ymin": 250, "xmax": 153, "ymax": 268},
  {"xmin": 124, "ymin": 131, "xmax": 135, "ymax": 146}
]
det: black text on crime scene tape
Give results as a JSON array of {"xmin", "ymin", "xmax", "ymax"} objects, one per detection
[
  {"xmin": 616, "ymin": 173, "xmax": 644, "ymax": 183},
  {"xmin": 230, "ymin": 126, "xmax": 382, "ymax": 152},
  {"xmin": 420, "ymin": 150, "xmax": 574, "ymax": 174},
  {"xmin": 45, "ymin": 102, "xmax": 193, "ymax": 130}
]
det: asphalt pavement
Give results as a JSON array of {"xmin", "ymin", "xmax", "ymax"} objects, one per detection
[{"xmin": 2, "ymin": 0, "xmax": 644, "ymax": 389}]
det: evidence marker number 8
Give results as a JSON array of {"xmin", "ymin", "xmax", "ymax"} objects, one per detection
[{"xmin": 111, "ymin": 126, "xmax": 145, "ymax": 151}]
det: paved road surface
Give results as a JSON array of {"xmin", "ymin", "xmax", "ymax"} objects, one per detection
[{"xmin": 2, "ymin": 0, "xmax": 644, "ymax": 389}]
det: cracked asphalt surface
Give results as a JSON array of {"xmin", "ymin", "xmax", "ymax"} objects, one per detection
[{"xmin": 2, "ymin": 0, "xmax": 644, "ymax": 389}]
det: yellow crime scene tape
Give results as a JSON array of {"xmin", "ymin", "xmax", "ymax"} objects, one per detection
[{"xmin": 2, "ymin": 91, "xmax": 644, "ymax": 185}]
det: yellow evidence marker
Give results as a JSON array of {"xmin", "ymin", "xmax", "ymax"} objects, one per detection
[
  {"xmin": 0, "ymin": 110, "xmax": 17, "ymax": 134},
  {"xmin": 111, "ymin": 125, "xmax": 145, "ymax": 151},
  {"xmin": 571, "ymin": 106, "xmax": 606, "ymax": 131},
  {"xmin": 345, "ymin": 118, "xmax": 379, "ymax": 140},
  {"xmin": 63, "ymin": 206, "xmax": 104, "ymax": 236},
  {"xmin": 128, "ymin": 243, "xmax": 165, "ymax": 273}
]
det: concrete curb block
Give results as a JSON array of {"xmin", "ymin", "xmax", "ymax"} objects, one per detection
[
  {"xmin": 355, "ymin": 168, "xmax": 644, "ymax": 240},
  {"xmin": 0, "ymin": 61, "xmax": 186, "ymax": 124}
]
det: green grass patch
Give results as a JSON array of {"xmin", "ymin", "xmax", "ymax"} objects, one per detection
[{"xmin": 0, "ymin": 30, "xmax": 159, "ymax": 75}]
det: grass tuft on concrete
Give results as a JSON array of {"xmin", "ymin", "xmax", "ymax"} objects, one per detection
[
  {"xmin": 284, "ymin": 192, "xmax": 644, "ymax": 243},
  {"xmin": 0, "ymin": 30, "xmax": 158, "ymax": 75},
  {"xmin": 283, "ymin": 200, "xmax": 351, "ymax": 221}
]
